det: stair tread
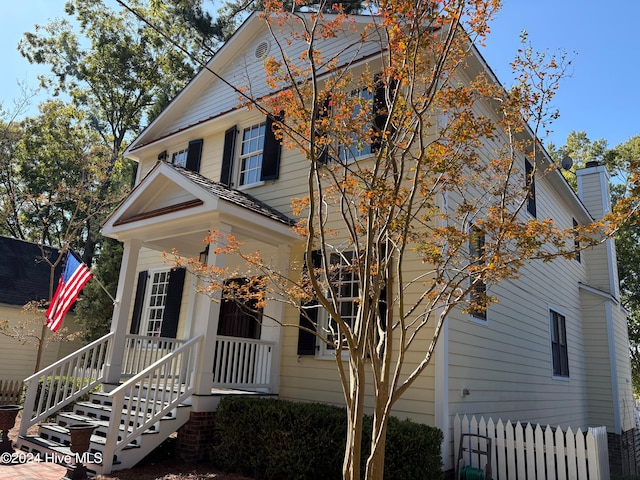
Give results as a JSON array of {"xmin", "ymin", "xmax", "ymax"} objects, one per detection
[
  {"xmin": 18, "ymin": 381, "xmax": 193, "ymax": 474},
  {"xmin": 22, "ymin": 432, "xmax": 141, "ymax": 451},
  {"xmin": 74, "ymin": 401, "xmax": 185, "ymax": 421},
  {"xmin": 43, "ymin": 416, "xmax": 162, "ymax": 437}
]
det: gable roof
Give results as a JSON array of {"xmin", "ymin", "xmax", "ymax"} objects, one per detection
[
  {"xmin": 102, "ymin": 161, "xmax": 296, "ymax": 254},
  {"xmin": 124, "ymin": 11, "xmax": 592, "ymax": 224},
  {"xmin": 171, "ymin": 165, "xmax": 295, "ymax": 226},
  {"xmin": 124, "ymin": 12, "xmax": 380, "ymax": 158},
  {"xmin": 0, "ymin": 236, "xmax": 62, "ymax": 306}
]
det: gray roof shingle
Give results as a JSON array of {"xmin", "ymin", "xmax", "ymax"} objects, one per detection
[{"xmin": 170, "ymin": 164, "xmax": 296, "ymax": 226}]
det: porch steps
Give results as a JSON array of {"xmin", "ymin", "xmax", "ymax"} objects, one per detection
[{"xmin": 17, "ymin": 389, "xmax": 191, "ymax": 475}]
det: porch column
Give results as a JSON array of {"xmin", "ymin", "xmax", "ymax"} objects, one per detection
[
  {"xmin": 190, "ymin": 223, "xmax": 230, "ymax": 402},
  {"xmin": 262, "ymin": 243, "xmax": 292, "ymax": 394},
  {"xmin": 103, "ymin": 238, "xmax": 142, "ymax": 386}
]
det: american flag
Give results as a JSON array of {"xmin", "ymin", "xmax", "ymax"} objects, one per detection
[{"xmin": 46, "ymin": 251, "xmax": 93, "ymax": 332}]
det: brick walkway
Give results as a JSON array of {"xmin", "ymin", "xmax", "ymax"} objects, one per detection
[
  {"xmin": 3, "ymin": 415, "xmax": 70, "ymax": 479},
  {"xmin": 0, "ymin": 455, "xmax": 68, "ymax": 480}
]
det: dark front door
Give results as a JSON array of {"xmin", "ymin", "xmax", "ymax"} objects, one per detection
[{"xmin": 217, "ymin": 279, "xmax": 262, "ymax": 339}]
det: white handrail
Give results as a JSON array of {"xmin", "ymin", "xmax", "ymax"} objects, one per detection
[
  {"xmin": 101, "ymin": 334, "xmax": 202, "ymax": 473},
  {"xmin": 121, "ymin": 335, "xmax": 188, "ymax": 378},
  {"xmin": 20, "ymin": 332, "xmax": 114, "ymax": 436}
]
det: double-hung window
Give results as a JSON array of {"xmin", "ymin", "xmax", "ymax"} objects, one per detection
[
  {"xmin": 172, "ymin": 148, "xmax": 189, "ymax": 168},
  {"xmin": 469, "ymin": 227, "xmax": 487, "ymax": 321},
  {"xmin": 318, "ymin": 251, "xmax": 359, "ymax": 356},
  {"xmin": 239, "ymin": 122, "xmax": 266, "ymax": 187},
  {"xmin": 165, "ymin": 139, "xmax": 203, "ymax": 172},
  {"xmin": 219, "ymin": 116, "xmax": 281, "ymax": 188},
  {"xmin": 550, "ymin": 309, "xmax": 570, "ymax": 378},
  {"xmin": 573, "ymin": 218, "xmax": 581, "ymax": 262},
  {"xmin": 144, "ymin": 269, "xmax": 171, "ymax": 337},
  {"xmin": 525, "ymin": 158, "xmax": 537, "ymax": 217},
  {"xmin": 337, "ymin": 87, "xmax": 374, "ymax": 162}
]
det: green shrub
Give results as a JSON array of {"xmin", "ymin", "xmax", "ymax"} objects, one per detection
[{"xmin": 210, "ymin": 397, "xmax": 443, "ymax": 480}]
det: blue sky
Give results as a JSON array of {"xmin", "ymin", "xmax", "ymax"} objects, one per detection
[{"xmin": 1, "ymin": 1, "xmax": 638, "ymax": 149}]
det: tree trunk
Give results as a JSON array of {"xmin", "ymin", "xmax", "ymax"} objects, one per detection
[
  {"xmin": 82, "ymin": 228, "xmax": 96, "ymax": 266},
  {"xmin": 33, "ymin": 323, "xmax": 47, "ymax": 373},
  {"xmin": 343, "ymin": 357, "xmax": 366, "ymax": 480},
  {"xmin": 365, "ymin": 408, "xmax": 389, "ymax": 480}
]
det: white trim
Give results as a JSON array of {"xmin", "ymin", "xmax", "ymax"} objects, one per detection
[
  {"xmin": 236, "ymin": 121, "xmax": 266, "ymax": 188},
  {"xmin": 605, "ymin": 299, "xmax": 622, "ymax": 433},
  {"xmin": 435, "ymin": 312, "xmax": 450, "ymax": 469},
  {"xmin": 435, "ymin": 189, "xmax": 450, "ymax": 470},
  {"xmin": 605, "ymin": 237, "xmax": 620, "ymax": 299},
  {"xmin": 547, "ymin": 304, "xmax": 570, "ymax": 380},
  {"xmin": 141, "ymin": 267, "xmax": 172, "ymax": 337},
  {"xmin": 467, "ymin": 313, "xmax": 488, "ymax": 326},
  {"xmin": 578, "ymin": 282, "xmax": 620, "ymax": 305}
]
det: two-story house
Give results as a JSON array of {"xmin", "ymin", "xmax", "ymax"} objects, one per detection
[{"xmin": 16, "ymin": 11, "xmax": 634, "ymax": 476}]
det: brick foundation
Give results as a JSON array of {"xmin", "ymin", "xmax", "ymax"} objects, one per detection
[
  {"xmin": 176, "ymin": 411, "xmax": 217, "ymax": 463},
  {"xmin": 608, "ymin": 428, "xmax": 640, "ymax": 476}
]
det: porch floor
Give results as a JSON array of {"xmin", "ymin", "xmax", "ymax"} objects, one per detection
[{"xmin": 210, "ymin": 387, "xmax": 275, "ymax": 395}]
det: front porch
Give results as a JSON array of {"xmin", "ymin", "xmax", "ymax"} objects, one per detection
[
  {"xmin": 100, "ymin": 161, "xmax": 297, "ymax": 407},
  {"xmin": 14, "ymin": 162, "xmax": 299, "ymax": 473},
  {"xmin": 16, "ymin": 332, "xmax": 277, "ymax": 474}
]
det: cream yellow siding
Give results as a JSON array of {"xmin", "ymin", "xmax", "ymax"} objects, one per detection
[{"xmin": 0, "ymin": 304, "xmax": 84, "ymax": 381}]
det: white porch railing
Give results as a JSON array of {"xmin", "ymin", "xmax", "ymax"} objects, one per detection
[
  {"xmin": 212, "ymin": 336, "xmax": 274, "ymax": 390},
  {"xmin": 19, "ymin": 332, "xmax": 113, "ymax": 436},
  {"xmin": 454, "ymin": 414, "xmax": 609, "ymax": 480},
  {"xmin": 121, "ymin": 335, "xmax": 188, "ymax": 378},
  {"xmin": 101, "ymin": 334, "xmax": 202, "ymax": 473}
]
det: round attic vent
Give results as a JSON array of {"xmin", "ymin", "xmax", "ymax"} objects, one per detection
[{"xmin": 255, "ymin": 41, "xmax": 270, "ymax": 59}]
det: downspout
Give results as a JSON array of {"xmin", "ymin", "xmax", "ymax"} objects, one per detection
[{"xmin": 434, "ymin": 189, "xmax": 451, "ymax": 469}]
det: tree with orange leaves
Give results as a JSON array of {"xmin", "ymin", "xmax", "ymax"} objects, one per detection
[{"xmin": 170, "ymin": 1, "xmax": 637, "ymax": 478}]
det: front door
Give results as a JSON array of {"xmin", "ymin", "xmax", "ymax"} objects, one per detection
[{"xmin": 217, "ymin": 278, "xmax": 262, "ymax": 339}]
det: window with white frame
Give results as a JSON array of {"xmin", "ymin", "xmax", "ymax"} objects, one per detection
[
  {"xmin": 318, "ymin": 251, "xmax": 359, "ymax": 356},
  {"xmin": 525, "ymin": 158, "xmax": 537, "ymax": 217},
  {"xmin": 172, "ymin": 148, "xmax": 189, "ymax": 168},
  {"xmin": 573, "ymin": 218, "xmax": 581, "ymax": 262},
  {"xmin": 468, "ymin": 227, "xmax": 487, "ymax": 321},
  {"xmin": 239, "ymin": 122, "xmax": 266, "ymax": 186},
  {"xmin": 550, "ymin": 309, "xmax": 569, "ymax": 378},
  {"xmin": 337, "ymin": 87, "xmax": 374, "ymax": 162},
  {"xmin": 143, "ymin": 269, "xmax": 171, "ymax": 337}
]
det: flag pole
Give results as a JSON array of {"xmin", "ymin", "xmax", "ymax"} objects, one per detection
[
  {"xmin": 91, "ymin": 275, "xmax": 117, "ymax": 305},
  {"xmin": 68, "ymin": 249, "xmax": 117, "ymax": 305}
]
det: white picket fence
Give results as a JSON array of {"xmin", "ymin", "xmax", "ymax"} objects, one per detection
[{"xmin": 454, "ymin": 414, "xmax": 609, "ymax": 480}]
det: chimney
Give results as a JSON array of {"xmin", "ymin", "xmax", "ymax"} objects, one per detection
[
  {"xmin": 576, "ymin": 161, "xmax": 619, "ymax": 297},
  {"xmin": 576, "ymin": 161, "xmax": 611, "ymax": 220}
]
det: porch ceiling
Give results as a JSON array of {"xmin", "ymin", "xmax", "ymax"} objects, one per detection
[{"xmin": 102, "ymin": 161, "xmax": 297, "ymax": 257}]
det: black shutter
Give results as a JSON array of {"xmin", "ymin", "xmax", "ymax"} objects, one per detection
[
  {"xmin": 220, "ymin": 126, "xmax": 237, "ymax": 186},
  {"xmin": 372, "ymin": 75, "xmax": 396, "ymax": 153},
  {"xmin": 185, "ymin": 139, "xmax": 203, "ymax": 172},
  {"xmin": 297, "ymin": 250, "xmax": 322, "ymax": 355},
  {"xmin": 130, "ymin": 270, "xmax": 148, "ymax": 334},
  {"xmin": 161, "ymin": 267, "xmax": 186, "ymax": 338},
  {"xmin": 261, "ymin": 114, "xmax": 282, "ymax": 181}
]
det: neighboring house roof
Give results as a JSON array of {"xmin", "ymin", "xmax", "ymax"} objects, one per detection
[
  {"xmin": 171, "ymin": 164, "xmax": 295, "ymax": 226},
  {"xmin": 0, "ymin": 236, "xmax": 62, "ymax": 306}
]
